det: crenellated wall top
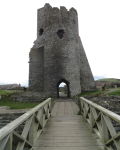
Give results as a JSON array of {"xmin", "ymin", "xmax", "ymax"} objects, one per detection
[{"xmin": 38, "ymin": 3, "xmax": 77, "ymax": 16}]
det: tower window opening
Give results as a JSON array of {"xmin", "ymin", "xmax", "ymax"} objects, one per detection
[
  {"xmin": 57, "ymin": 29, "xmax": 64, "ymax": 39},
  {"xmin": 39, "ymin": 28, "xmax": 44, "ymax": 36}
]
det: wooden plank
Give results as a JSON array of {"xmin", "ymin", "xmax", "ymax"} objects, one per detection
[
  {"xmin": 89, "ymin": 106, "xmax": 95, "ymax": 126},
  {"xmin": 102, "ymin": 113, "xmax": 109, "ymax": 144},
  {"xmin": 34, "ymin": 146, "xmax": 104, "ymax": 150},
  {"xmin": 22, "ymin": 115, "xmax": 33, "ymax": 139},
  {"xmin": 91, "ymin": 107, "xmax": 98, "ymax": 120},
  {"xmin": 96, "ymin": 121, "xmax": 102, "ymax": 138},
  {"xmin": 0, "ymin": 134, "xmax": 10, "ymax": 150},
  {"xmin": 102, "ymin": 114, "xmax": 116, "ymax": 137},
  {"xmin": 35, "ymin": 101, "xmax": 104, "ymax": 150},
  {"xmin": 114, "ymin": 139, "xmax": 120, "ymax": 150},
  {"xmin": 16, "ymin": 141, "xmax": 25, "ymax": 150},
  {"xmin": 13, "ymin": 131, "xmax": 25, "ymax": 142},
  {"xmin": 37, "ymin": 108, "xmax": 43, "ymax": 122},
  {"xmin": 1, "ymin": 133, "xmax": 13, "ymax": 150}
]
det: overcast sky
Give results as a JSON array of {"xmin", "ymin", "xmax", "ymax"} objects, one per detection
[{"xmin": 0, "ymin": 0, "xmax": 120, "ymax": 87}]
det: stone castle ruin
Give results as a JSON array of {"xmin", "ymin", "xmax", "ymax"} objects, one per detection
[{"xmin": 29, "ymin": 3, "xmax": 96, "ymax": 98}]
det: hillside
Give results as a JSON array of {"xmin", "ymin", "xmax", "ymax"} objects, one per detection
[{"xmin": 96, "ymin": 78, "xmax": 120, "ymax": 82}]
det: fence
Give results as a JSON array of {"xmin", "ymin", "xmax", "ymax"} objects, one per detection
[
  {"xmin": 80, "ymin": 97, "xmax": 120, "ymax": 150},
  {"xmin": 0, "ymin": 98, "xmax": 51, "ymax": 150}
]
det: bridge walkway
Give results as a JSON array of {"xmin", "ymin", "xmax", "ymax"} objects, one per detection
[{"xmin": 34, "ymin": 99, "xmax": 104, "ymax": 150}]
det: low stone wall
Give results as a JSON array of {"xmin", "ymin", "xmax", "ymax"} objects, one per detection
[
  {"xmin": 83, "ymin": 95, "xmax": 120, "ymax": 114},
  {"xmin": 11, "ymin": 91, "xmax": 46, "ymax": 103}
]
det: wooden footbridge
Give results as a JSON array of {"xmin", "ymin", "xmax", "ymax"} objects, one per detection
[{"xmin": 0, "ymin": 97, "xmax": 120, "ymax": 150}]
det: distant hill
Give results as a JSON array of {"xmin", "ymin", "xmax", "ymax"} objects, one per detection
[{"xmin": 96, "ymin": 78, "xmax": 120, "ymax": 82}]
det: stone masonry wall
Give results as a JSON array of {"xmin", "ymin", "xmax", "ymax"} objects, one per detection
[
  {"xmin": 29, "ymin": 3, "xmax": 96, "ymax": 99},
  {"xmin": 29, "ymin": 47, "xmax": 44, "ymax": 92},
  {"xmin": 11, "ymin": 92, "xmax": 45, "ymax": 103},
  {"xmin": 79, "ymin": 38, "xmax": 96, "ymax": 92}
]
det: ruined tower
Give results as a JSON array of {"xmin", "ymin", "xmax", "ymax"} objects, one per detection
[{"xmin": 29, "ymin": 3, "xmax": 96, "ymax": 98}]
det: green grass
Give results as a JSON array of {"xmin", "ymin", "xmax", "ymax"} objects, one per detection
[
  {"xmin": 0, "ymin": 90, "xmax": 12, "ymax": 96},
  {"xmin": 0, "ymin": 97, "xmax": 39, "ymax": 109},
  {"xmin": 96, "ymin": 78, "xmax": 120, "ymax": 82},
  {"xmin": 78, "ymin": 90, "xmax": 103, "ymax": 97},
  {"xmin": 0, "ymin": 90, "xmax": 40, "ymax": 109},
  {"xmin": 107, "ymin": 89, "xmax": 120, "ymax": 96},
  {"xmin": 0, "ymin": 97, "xmax": 55, "ymax": 109},
  {"xmin": 0, "ymin": 90, "xmax": 55, "ymax": 109},
  {"xmin": 77, "ymin": 88, "xmax": 120, "ymax": 97}
]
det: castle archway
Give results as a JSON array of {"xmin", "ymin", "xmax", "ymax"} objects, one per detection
[{"xmin": 57, "ymin": 79, "xmax": 70, "ymax": 98}]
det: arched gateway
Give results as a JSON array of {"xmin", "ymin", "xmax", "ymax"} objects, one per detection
[
  {"xmin": 29, "ymin": 3, "xmax": 96, "ymax": 99},
  {"xmin": 57, "ymin": 79, "xmax": 70, "ymax": 98}
]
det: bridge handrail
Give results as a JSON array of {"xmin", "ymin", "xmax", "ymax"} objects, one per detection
[
  {"xmin": 80, "ymin": 97, "xmax": 120, "ymax": 150},
  {"xmin": 0, "ymin": 98, "xmax": 51, "ymax": 150}
]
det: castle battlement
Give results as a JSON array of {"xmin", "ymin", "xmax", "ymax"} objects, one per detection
[{"xmin": 38, "ymin": 3, "xmax": 77, "ymax": 15}]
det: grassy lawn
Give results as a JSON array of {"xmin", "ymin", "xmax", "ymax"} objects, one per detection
[
  {"xmin": 107, "ymin": 89, "xmax": 120, "ymax": 96},
  {"xmin": 78, "ymin": 90, "xmax": 104, "ymax": 97},
  {"xmin": 77, "ymin": 88, "xmax": 120, "ymax": 97},
  {"xmin": 0, "ymin": 90, "xmax": 12, "ymax": 96},
  {"xmin": 0, "ymin": 97, "xmax": 39, "ymax": 109}
]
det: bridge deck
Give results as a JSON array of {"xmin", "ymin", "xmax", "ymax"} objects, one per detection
[{"xmin": 34, "ymin": 99, "xmax": 104, "ymax": 150}]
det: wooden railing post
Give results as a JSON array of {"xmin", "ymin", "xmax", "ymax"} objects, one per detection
[
  {"xmin": 0, "ymin": 98, "xmax": 51, "ymax": 150},
  {"xmin": 29, "ymin": 115, "xmax": 35, "ymax": 145},
  {"xmin": 80, "ymin": 97, "xmax": 120, "ymax": 150},
  {"xmin": 101, "ymin": 113, "xmax": 109, "ymax": 150}
]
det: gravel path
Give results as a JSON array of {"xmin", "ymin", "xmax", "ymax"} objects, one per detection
[{"xmin": 105, "ymin": 88, "xmax": 119, "ymax": 94}]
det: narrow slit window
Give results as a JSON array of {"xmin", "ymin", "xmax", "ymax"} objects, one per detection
[{"xmin": 39, "ymin": 28, "xmax": 44, "ymax": 36}]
